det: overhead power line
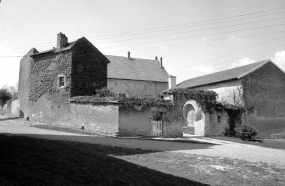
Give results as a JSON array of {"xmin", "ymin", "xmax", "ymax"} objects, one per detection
[
  {"xmin": 92, "ymin": 16, "xmax": 284, "ymax": 46},
  {"xmin": 98, "ymin": 23, "xmax": 285, "ymax": 49},
  {"xmin": 111, "ymin": 30, "xmax": 284, "ymax": 53},
  {"xmin": 1, "ymin": 30, "xmax": 284, "ymax": 58},
  {"xmin": 1, "ymin": 7, "xmax": 284, "ymax": 49},
  {"xmin": 8, "ymin": 15, "xmax": 285, "ymax": 52},
  {"xmin": 87, "ymin": 7, "xmax": 285, "ymax": 39},
  {"xmin": 172, "ymin": 35, "xmax": 285, "ymax": 73},
  {"xmin": 88, "ymin": 10, "xmax": 285, "ymax": 41},
  {"xmin": 175, "ymin": 42, "xmax": 285, "ymax": 76}
]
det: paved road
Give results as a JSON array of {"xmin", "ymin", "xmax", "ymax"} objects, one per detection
[{"xmin": 1, "ymin": 119, "xmax": 285, "ymax": 167}]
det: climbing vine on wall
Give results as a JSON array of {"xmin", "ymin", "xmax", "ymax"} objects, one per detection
[
  {"xmin": 70, "ymin": 88, "xmax": 173, "ymax": 107},
  {"xmin": 28, "ymin": 52, "xmax": 71, "ymax": 106},
  {"xmin": 162, "ymin": 88, "xmax": 218, "ymax": 112},
  {"xmin": 70, "ymin": 95, "xmax": 173, "ymax": 107}
]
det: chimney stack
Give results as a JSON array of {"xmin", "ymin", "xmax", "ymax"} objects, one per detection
[
  {"xmin": 155, "ymin": 56, "xmax": 158, "ymax": 60},
  {"xmin": 168, "ymin": 75, "xmax": 176, "ymax": 89},
  {"xmin": 160, "ymin": 57, "xmax": 163, "ymax": 68},
  {"xmin": 57, "ymin": 32, "xmax": 68, "ymax": 49},
  {"xmin": 128, "ymin": 51, "xmax": 130, "ymax": 59}
]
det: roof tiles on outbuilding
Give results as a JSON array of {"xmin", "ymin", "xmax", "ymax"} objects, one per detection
[
  {"xmin": 106, "ymin": 55, "xmax": 169, "ymax": 82},
  {"xmin": 176, "ymin": 59, "xmax": 271, "ymax": 89}
]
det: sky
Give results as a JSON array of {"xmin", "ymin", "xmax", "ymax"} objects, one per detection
[{"xmin": 0, "ymin": 0, "xmax": 285, "ymax": 88}]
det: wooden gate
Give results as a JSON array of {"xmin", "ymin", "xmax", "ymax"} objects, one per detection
[
  {"xmin": 194, "ymin": 119, "xmax": 205, "ymax": 136},
  {"xmin": 151, "ymin": 119, "xmax": 162, "ymax": 136}
]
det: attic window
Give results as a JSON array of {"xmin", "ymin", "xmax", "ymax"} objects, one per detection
[
  {"xmin": 118, "ymin": 92, "xmax": 127, "ymax": 98},
  {"xmin": 58, "ymin": 74, "xmax": 65, "ymax": 88},
  {"xmin": 142, "ymin": 84, "xmax": 148, "ymax": 91}
]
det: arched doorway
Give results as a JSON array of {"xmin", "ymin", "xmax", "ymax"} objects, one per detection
[{"xmin": 182, "ymin": 100, "xmax": 205, "ymax": 136}]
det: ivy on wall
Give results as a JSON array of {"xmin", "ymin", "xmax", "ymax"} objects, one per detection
[
  {"xmin": 70, "ymin": 95, "xmax": 173, "ymax": 107},
  {"xmin": 162, "ymin": 88, "xmax": 218, "ymax": 112},
  {"xmin": 28, "ymin": 52, "xmax": 71, "ymax": 106}
]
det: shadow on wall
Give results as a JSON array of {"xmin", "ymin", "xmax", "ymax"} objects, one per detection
[{"xmin": 0, "ymin": 134, "xmax": 209, "ymax": 186}]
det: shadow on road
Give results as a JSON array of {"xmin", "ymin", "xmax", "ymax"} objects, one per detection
[
  {"xmin": 0, "ymin": 116, "xmax": 20, "ymax": 121},
  {"xmin": 6, "ymin": 132, "xmax": 218, "ymax": 152},
  {"xmin": 0, "ymin": 134, "xmax": 209, "ymax": 186}
]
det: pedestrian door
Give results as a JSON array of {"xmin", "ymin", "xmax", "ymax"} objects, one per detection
[
  {"xmin": 151, "ymin": 112, "xmax": 163, "ymax": 136},
  {"xmin": 152, "ymin": 120, "xmax": 162, "ymax": 136}
]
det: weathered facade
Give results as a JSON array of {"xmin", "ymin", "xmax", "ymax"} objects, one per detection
[
  {"xmin": 19, "ymin": 33, "xmax": 109, "ymax": 121},
  {"xmin": 106, "ymin": 54, "xmax": 169, "ymax": 98},
  {"xmin": 18, "ymin": 33, "xmax": 180, "ymax": 137},
  {"xmin": 174, "ymin": 60, "xmax": 285, "ymax": 138}
]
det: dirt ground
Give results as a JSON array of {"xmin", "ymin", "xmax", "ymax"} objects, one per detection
[{"xmin": 1, "ymin": 117, "xmax": 285, "ymax": 185}]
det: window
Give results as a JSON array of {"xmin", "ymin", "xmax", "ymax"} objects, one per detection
[
  {"xmin": 118, "ymin": 92, "xmax": 127, "ymax": 98},
  {"xmin": 57, "ymin": 74, "xmax": 65, "ymax": 88},
  {"xmin": 142, "ymin": 84, "xmax": 148, "ymax": 91}
]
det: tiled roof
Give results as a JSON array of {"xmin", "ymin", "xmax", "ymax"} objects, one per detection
[
  {"xmin": 176, "ymin": 59, "xmax": 271, "ymax": 89},
  {"xmin": 106, "ymin": 55, "xmax": 169, "ymax": 82}
]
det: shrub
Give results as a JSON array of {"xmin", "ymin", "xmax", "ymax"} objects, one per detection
[
  {"xmin": 234, "ymin": 125, "xmax": 257, "ymax": 141},
  {"xmin": 95, "ymin": 87, "xmax": 116, "ymax": 97}
]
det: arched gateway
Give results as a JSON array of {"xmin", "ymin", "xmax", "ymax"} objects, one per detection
[{"xmin": 182, "ymin": 100, "xmax": 205, "ymax": 136}]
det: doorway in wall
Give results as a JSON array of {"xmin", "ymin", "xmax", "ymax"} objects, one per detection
[
  {"xmin": 151, "ymin": 112, "xmax": 163, "ymax": 136},
  {"xmin": 182, "ymin": 100, "xmax": 205, "ymax": 136}
]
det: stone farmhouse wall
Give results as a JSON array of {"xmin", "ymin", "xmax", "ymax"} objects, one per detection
[
  {"xmin": 108, "ymin": 79, "xmax": 168, "ymax": 99},
  {"xmin": 29, "ymin": 102, "xmax": 181, "ymax": 137},
  {"xmin": 169, "ymin": 94, "xmax": 229, "ymax": 136},
  {"xmin": 242, "ymin": 62, "xmax": 285, "ymax": 138},
  {"xmin": 19, "ymin": 37, "xmax": 108, "ymax": 122}
]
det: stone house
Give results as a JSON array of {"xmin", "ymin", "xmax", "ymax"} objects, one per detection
[
  {"xmin": 171, "ymin": 60, "xmax": 285, "ymax": 138},
  {"xmin": 106, "ymin": 53, "xmax": 169, "ymax": 98},
  {"xmin": 19, "ymin": 32, "xmax": 109, "ymax": 120},
  {"xmin": 18, "ymin": 33, "xmax": 180, "ymax": 137}
]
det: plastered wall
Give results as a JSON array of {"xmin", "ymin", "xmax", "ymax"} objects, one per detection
[{"xmin": 108, "ymin": 79, "xmax": 168, "ymax": 98}]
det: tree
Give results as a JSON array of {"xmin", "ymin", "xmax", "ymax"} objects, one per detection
[
  {"xmin": 0, "ymin": 89, "xmax": 12, "ymax": 108},
  {"xmin": 2, "ymin": 83, "xmax": 18, "ymax": 100}
]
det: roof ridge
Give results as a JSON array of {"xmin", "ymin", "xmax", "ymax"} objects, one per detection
[
  {"xmin": 178, "ymin": 60, "xmax": 270, "ymax": 86},
  {"xmin": 105, "ymin": 54, "xmax": 159, "ymax": 62}
]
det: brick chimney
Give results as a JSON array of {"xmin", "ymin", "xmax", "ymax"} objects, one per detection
[
  {"xmin": 155, "ymin": 56, "xmax": 158, "ymax": 60},
  {"xmin": 168, "ymin": 75, "xmax": 176, "ymax": 89},
  {"xmin": 160, "ymin": 57, "xmax": 163, "ymax": 68},
  {"xmin": 128, "ymin": 51, "xmax": 130, "ymax": 59},
  {"xmin": 57, "ymin": 32, "xmax": 68, "ymax": 49}
]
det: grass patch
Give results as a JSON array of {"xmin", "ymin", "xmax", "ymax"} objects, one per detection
[{"xmin": 210, "ymin": 136, "xmax": 285, "ymax": 150}]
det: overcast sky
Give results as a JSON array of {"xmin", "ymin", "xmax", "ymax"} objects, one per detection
[{"xmin": 0, "ymin": 0, "xmax": 285, "ymax": 88}]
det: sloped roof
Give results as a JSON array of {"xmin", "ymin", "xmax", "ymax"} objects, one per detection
[
  {"xmin": 176, "ymin": 59, "xmax": 271, "ymax": 89},
  {"xmin": 106, "ymin": 55, "xmax": 169, "ymax": 82},
  {"xmin": 30, "ymin": 41, "xmax": 77, "ymax": 57}
]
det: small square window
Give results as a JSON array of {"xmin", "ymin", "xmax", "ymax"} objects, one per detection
[
  {"xmin": 142, "ymin": 84, "xmax": 148, "ymax": 91},
  {"xmin": 58, "ymin": 75, "xmax": 65, "ymax": 88}
]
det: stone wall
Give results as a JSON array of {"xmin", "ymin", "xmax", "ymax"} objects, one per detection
[
  {"xmin": 207, "ymin": 111, "xmax": 229, "ymax": 136},
  {"xmin": 119, "ymin": 105, "xmax": 152, "ymax": 136},
  {"xmin": 30, "ymin": 102, "xmax": 119, "ymax": 135},
  {"xmin": 242, "ymin": 62, "xmax": 285, "ymax": 138},
  {"xmin": 108, "ymin": 79, "xmax": 168, "ymax": 98},
  {"xmin": 191, "ymin": 79, "xmax": 243, "ymax": 106},
  {"xmin": 18, "ymin": 48, "xmax": 39, "ymax": 118},
  {"xmin": 171, "ymin": 94, "xmax": 230, "ymax": 136},
  {"xmin": 119, "ymin": 105, "xmax": 182, "ymax": 137},
  {"xmin": 28, "ymin": 51, "xmax": 72, "ymax": 122},
  {"xmin": 68, "ymin": 104, "xmax": 119, "ymax": 134},
  {"xmin": 70, "ymin": 37, "xmax": 109, "ymax": 97}
]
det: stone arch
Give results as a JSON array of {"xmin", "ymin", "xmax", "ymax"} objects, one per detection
[{"xmin": 182, "ymin": 100, "xmax": 205, "ymax": 136}]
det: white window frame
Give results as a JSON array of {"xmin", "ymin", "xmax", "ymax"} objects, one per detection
[{"xmin": 57, "ymin": 74, "xmax": 66, "ymax": 88}]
